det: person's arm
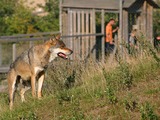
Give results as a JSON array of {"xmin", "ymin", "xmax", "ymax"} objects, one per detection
[
  {"xmin": 112, "ymin": 27, "xmax": 119, "ymax": 33},
  {"xmin": 157, "ymin": 36, "xmax": 160, "ymax": 40},
  {"xmin": 129, "ymin": 33, "xmax": 134, "ymax": 46}
]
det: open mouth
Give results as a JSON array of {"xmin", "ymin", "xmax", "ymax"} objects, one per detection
[{"xmin": 57, "ymin": 52, "xmax": 68, "ymax": 59}]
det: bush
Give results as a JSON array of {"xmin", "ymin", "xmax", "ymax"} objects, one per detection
[{"xmin": 140, "ymin": 102, "xmax": 159, "ymax": 120}]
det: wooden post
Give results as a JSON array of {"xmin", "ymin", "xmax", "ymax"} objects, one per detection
[
  {"xmin": 122, "ymin": 9, "xmax": 128, "ymax": 59},
  {"xmin": 150, "ymin": 6, "xmax": 153, "ymax": 43},
  {"xmin": 0, "ymin": 44, "xmax": 2, "ymax": 66},
  {"xmin": 73, "ymin": 11, "xmax": 76, "ymax": 59},
  {"xmin": 69, "ymin": 9, "xmax": 73, "ymax": 59},
  {"xmin": 119, "ymin": 0, "xmax": 123, "ymax": 59},
  {"xmin": 147, "ymin": 4, "xmax": 153, "ymax": 43},
  {"xmin": 81, "ymin": 10, "xmax": 85, "ymax": 60},
  {"xmin": 101, "ymin": 9, "xmax": 105, "ymax": 63},
  {"xmin": 86, "ymin": 11, "xmax": 89, "ymax": 59},
  {"xmin": 59, "ymin": 0, "xmax": 62, "ymax": 34},
  {"xmin": 91, "ymin": 9, "xmax": 96, "ymax": 59},
  {"xmin": 122, "ymin": 10, "xmax": 128, "ymax": 42},
  {"xmin": 93, "ymin": 9, "xmax": 96, "ymax": 60},
  {"xmin": 67, "ymin": 9, "xmax": 71, "ymax": 48},
  {"xmin": 12, "ymin": 43, "xmax": 16, "ymax": 61},
  {"xmin": 29, "ymin": 41, "xmax": 34, "ymax": 48},
  {"xmin": 77, "ymin": 11, "xmax": 81, "ymax": 59},
  {"xmin": 62, "ymin": 10, "xmax": 68, "ymax": 36},
  {"xmin": 142, "ymin": 0, "xmax": 147, "ymax": 36}
]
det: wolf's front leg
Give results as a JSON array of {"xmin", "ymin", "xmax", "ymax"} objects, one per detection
[
  {"xmin": 37, "ymin": 71, "xmax": 45, "ymax": 99},
  {"xmin": 31, "ymin": 75, "xmax": 36, "ymax": 97}
]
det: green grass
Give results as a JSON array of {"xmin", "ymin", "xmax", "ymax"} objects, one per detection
[{"xmin": 0, "ymin": 52, "xmax": 160, "ymax": 120}]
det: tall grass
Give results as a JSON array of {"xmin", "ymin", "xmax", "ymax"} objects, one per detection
[{"xmin": 0, "ymin": 36, "xmax": 160, "ymax": 119}]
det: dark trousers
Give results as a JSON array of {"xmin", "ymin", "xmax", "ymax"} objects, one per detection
[{"xmin": 105, "ymin": 42, "xmax": 114, "ymax": 55}]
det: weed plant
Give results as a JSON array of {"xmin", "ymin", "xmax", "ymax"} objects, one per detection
[{"xmin": 140, "ymin": 102, "xmax": 159, "ymax": 120}]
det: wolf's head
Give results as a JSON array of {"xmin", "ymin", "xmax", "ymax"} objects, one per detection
[{"xmin": 47, "ymin": 34, "xmax": 73, "ymax": 62}]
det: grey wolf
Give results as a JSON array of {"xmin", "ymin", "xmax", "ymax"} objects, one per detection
[{"xmin": 7, "ymin": 34, "xmax": 73, "ymax": 110}]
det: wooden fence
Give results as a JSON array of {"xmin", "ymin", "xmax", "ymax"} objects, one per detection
[{"xmin": 0, "ymin": 32, "xmax": 105, "ymax": 73}]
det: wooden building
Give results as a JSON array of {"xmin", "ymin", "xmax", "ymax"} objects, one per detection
[{"xmin": 60, "ymin": 0, "xmax": 159, "ymax": 60}]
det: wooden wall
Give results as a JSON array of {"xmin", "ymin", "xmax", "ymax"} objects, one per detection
[
  {"xmin": 60, "ymin": 0, "xmax": 157, "ymax": 61},
  {"xmin": 61, "ymin": 9, "xmax": 96, "ymax": 60},
  {"xmin": 122, "ymin": 10, "xmax": 129, "ymax": 42},
  {"xmin": 146, "ymin": 3, "xmax": 153, "ymax": 41},
  {"xmin": 139, "ymin": 1, "xmax": 153, "ymax": 42}
]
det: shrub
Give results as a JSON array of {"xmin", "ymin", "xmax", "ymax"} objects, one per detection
[
  {"xmin": 105, "ymin": 86, "xmax": 118, "ymax": 104},
  {"xmin": 140, "ymin": 102, "xmax": 159, "ymax": 120}
]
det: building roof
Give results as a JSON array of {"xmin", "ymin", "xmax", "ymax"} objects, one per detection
[{"xmin": 61, "ymin": 0, "xmax": 159, "ymax": 10}]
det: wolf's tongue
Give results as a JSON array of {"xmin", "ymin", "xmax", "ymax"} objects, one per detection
[
  {"xmin": 59, "ymin": 53, "xmax": 66, "ymax": 57},
  {"xmin": 58, "ymin": 52, "xmax": 67, "ymax": 59}
]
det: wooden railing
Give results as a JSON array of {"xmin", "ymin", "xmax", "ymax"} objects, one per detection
[
  {"xmin": 0, "ymin": 31, "xmax": 60, "ymax": 42},
  {"xmin": 0, "ymin": 31, "xmax": 60, "ymax": 73},
  {"xmin": 0, "ymin": 32, "xmax": 105, "ymax": 73}
]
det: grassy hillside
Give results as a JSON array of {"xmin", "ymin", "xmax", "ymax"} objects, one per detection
[
  {"xmin": 0, "ymin": 50, "xmax": 160, "ymax": 120},
  {"xmin": 0, "ymin": 56, "xmax": 160, "ymax": 120}
]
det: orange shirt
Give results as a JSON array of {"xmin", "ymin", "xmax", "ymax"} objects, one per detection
[{"xmin": 106, "ymin": 23, "xmax": 113, "ymax": 43}]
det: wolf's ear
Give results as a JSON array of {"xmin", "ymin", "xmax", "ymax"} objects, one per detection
[
  {"xmin": 49, "ymin": 38, "xmax": 54, "ymax": 42},
  {"xmin": 55, "ymin": 34, "xmax": 61, "ymax": 40},
  {"xmin": 49, "ymin": 38, "xmax": 57, "ymax": 45}
]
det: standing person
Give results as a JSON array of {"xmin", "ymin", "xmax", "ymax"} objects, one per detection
[
  {"xmin": 155, "ymin": 36, "xmax": 160, "ymax": 51},
  {"xmin": 154, "ymin": 29, "xmax": 160, "ymax": 51},
  {"xmin": 129, "ymin": 27, "xmax": 138, "ymax": 56},
  {"xmin": 105, "ymin": 19, "xmax": 119, "ymax": 55},
  {"xmin": 129, "ymin": 29, "xmax": 138, "ymax": 47}
]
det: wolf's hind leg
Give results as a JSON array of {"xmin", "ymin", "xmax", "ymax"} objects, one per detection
[
  {"xmin": 20, "ymin": 80, "xmax": 31, "ymax": 102},
  {"xmin": 20, "ymin": 86, "xmax": 31, "ymax": 102},
  {"xmin": 7, "ymin": 70, "xmax": 17, "ymax": 110}
]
